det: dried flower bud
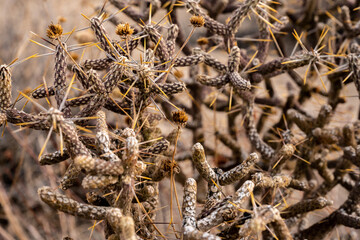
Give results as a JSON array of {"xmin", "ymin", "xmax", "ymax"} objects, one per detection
[
  {"xmin": 70, "ymin": 53, "xmax": 79, "ymax": 61},
  {"xmin": 174, "ymin": 70, "xmax": 184, "ymax": 79},
  {"xmin": 115, "ymin": 23, "xmax": 134, "ymax": 37},
  {"xmin": 172, "ymin": 110, "xmax": 188, "ymax": 126},
  {"xmin": 58, "ymin": 16, "xmax": 67, "ymax": 23},
  {"xmin": 163, "ymin": 158, "xmax": 180, "ymax": 174},
  {"xmin": 47, "ymin": 23, "xmax": 63, "ymax": 39},
  {"xmin": 197, "ymin": 37, "xmax": 209, "ymax": 46},
  {"xmin": 190, "ymin": 15, "xmax": 205, "ymax": 27},
  {"xmin": 75, "ymin": 30, "xmax": 94, "ymax": 44}
]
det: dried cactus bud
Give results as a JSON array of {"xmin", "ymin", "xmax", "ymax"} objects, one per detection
[
  {"xmin": 70, "ymin": 52, "xmax": 79, "ymax": 61},
  {"xmin": 115, "ymin": 23, "xmax": 134, "ymax": 37},
  {"xmin": 172, "ymin": 110, "xmax": 188, "ymax": 126},
  {"xmin": 190, "ymin": 15, "xmax": 205, "ymax": 27},
  {"xmin": 174, "ymin": 70, "xmax": 184, "ymax": 79},
  {"xmin": 47, "ymin": 23, "xmax": 63, "ymax": 39},
  {"xmin": 197, "ymin": 37, "xmax": 209, "ymax": 46},
  {"xmin": 160, "ymin": 158, "xmax": 180, "ymax": 176}
]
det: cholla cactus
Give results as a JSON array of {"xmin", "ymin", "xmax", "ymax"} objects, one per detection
[{"xmin": 2, "ymin": 0, "xmax": 360, "ymax": 239}]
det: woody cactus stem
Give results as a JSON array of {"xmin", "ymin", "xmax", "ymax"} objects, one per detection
[
  {"xmin": 4, "ymin": 0, "xmax": 360, "ymax": 239},
  {"xmin": 0, "ymin": 65, "xmax": 12, "ymax": 110},
  {"xmin": 182, "ymin": 178, "xmax": 220, "ymax": 240}
]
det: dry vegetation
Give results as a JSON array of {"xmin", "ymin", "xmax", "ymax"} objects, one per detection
[{"xmin": 1, "ymin": 0, "xmax": 360, "ymax": 239}]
